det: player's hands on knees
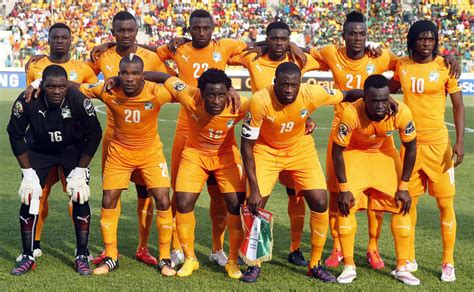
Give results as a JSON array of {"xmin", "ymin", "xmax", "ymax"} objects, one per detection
[
  {"xmin": 25, "ymin": 54, "xmax": 47, "ymax": 72},
  {"xmin": 227, "ymin": 87, "xmax": 241, "ymax": 114},
  {"xmin": 19, "ymin": 168, "xmax": 42, "ymax": 212},
  {"xmin": 395, "ymin": 190, "xmax": 411, "ymax": 215},
  {"xmin": 443, "ymin": 54, "xmax": 461, "ymax": 79},
  {"xmin": 452, "ymin": 141, "xmax": 464, "ymax": 167},
  {"xmin": 66, "ymin": 167, "xmax": 90, "ymax": 204},
  {"xmin": 247, "ymin": 191, "xmax": 263, "ymax": 216},
  {"xmin": 338, "ymin": 191, "xmax": 354, "ymax": 217},
  {"xmin": 24, "ymin": 78, "xmax": 42, "ymax": 103},
  {"xmin": 90, "ymin": 42, "xmax": 115, "ymax": 63},
  {"xmin": 304, "ymin": 118, "xmax": 316, "ymax": 135},
  {"xmin": 167, "ymin": 37, "xmax": 191, "ymax": 54}
]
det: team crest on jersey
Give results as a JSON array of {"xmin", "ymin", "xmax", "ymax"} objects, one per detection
[
  {"xmin": 244, "ymin": 111, "xmax": 252, "ymax": 124},
  {"xmin": 13, "ymin": 101, "xmax": 23, "ymax": 118},
  {"xmin": 323, "ymin": 87, "xmax": 335, "ymax": 95},
  {"xmin": 83, "ymin": 99, "xmax": 95, "ymax": 116},
  {"xmin": 226, "ymin": 119, "xmax": 235, "ymax": 128},
  {"xmin": 69, "ymin": 70, "xmax": 78, "ymax": 81},
  {"xmin": 386, "ymin": 130, "xmax": 394, "ymax": 137},
  {"xmin": 366, "ymin": 64, "xmax": 375, "ymax": 75},
  {"xmin": 212, "ymin": 51, "xmax": 222, "ymax": 63},
  {"xmin": 338, "ymin": 123, "xmax": 349, "ymax": 138},
  {"xmin": 300, "ymin": 109, "xmax": 309, "ymax": 118},
  {"xmin": 144, "ymin": 101, "xmax": 153, "ymax": 110},
  {"xmin": 172, "ymin": 80, "xmax": 186, "ymax": 91},
  {"xmin": 429, "ymin": 70, "xmax": 440, "ymax": 82},
  {"xmin": 61, "ymin": 107, "xmax": 72, "ymax": 119},
  {"xmin": 405, "ymin": 121, "xmax": 415, "ymax": 135}
]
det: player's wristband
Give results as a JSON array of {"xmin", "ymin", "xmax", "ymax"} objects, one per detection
[
  {"xmin": 338, "ymin": 182, "xmax": 349, "ymax": 192},
  {"xmin": 398, "ymin": 180, "xmax": 409, "ymax": 191}
]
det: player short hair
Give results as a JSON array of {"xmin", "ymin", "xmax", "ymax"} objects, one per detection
[
  {"xmin": 197, "ymin": 68, "xmax": 232, "ymax": 92},
  {"xmin": 343, "ymin": 10, "xmax": 366, "ymax": 33},
  {"xmin": 407, "ymin": 20, "xmax": 438, "ymax": 58},
  {"xmin": 275, "ymin": 62, "xmax": 301, "ymax": 78},
  {"xmin": 119, "ymin": 53, "xmax": 144, "ymax": 71},
  {"xmin": 42, "ymin": 64, "xmax": 68, "ymax": 81},
  {"xmin": 266, "ymin": 21, "xmax": 290, "ymax": 36},
  {"xmin": 189, "ymin": 9, "xmax": 212, "ymax": 24},
  {"xmin": 112, "ymin": 11, "xmax": 137, "ymax": 27},
  {"xmin": 49, "ymin": 23, "xmax": 71, "ymax": 36},
  {"xmin": 363, "ymin": 74, "xmax": 388, "ymax": 92}
]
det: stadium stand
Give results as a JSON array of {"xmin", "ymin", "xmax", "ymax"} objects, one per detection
[{"xmin": 0, "ymin": 0, "xmax": 472, "ymax": 71}]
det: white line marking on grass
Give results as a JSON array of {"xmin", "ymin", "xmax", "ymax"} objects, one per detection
[
  {"xmin": 445, "ymin": 122, "xmax": 474, "ymax": 133},
  {"xmin": 94, "ymin": 105, "xmax": 176, "ymax": 123}
]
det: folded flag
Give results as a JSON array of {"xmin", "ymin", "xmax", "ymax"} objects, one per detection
[{"xmin": 239, "ymin": 205, "xmax": 274, "ymax": 266}]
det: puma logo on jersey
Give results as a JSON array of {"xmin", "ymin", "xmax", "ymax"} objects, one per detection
[
  {"xmin": 312, "ymin": 229, "xmax": 326, "ymax": 238},
  {"xmin": 76, "ymin": 215, "xmax": 90, "ymax": 224},
  {"xmin": 181, "ymin": 55, "xmax": 190, "ymax": 62},
  {"xmin": 19, "ymin": 216, "xmax": 30, "ymax": 224},
  {"xmin": 266, "ymin": 116, "xmax": 275, "ymax": 122},
  {"xmin": 38, "ymin": 110, "xmax": 46, "ymax": 117},
  {"xmin": 402, "ymin": 69, "xmax": 408, "ymax": 77},
  {"xmin": 336, "ymin": 63, "xmax": 344, "ymax": 71},
  {"xmin": 105, "ymin": 65, "xmax": 114, "ymax": 72},
  {"xmin": 255, "ymin": 65, "xmax": 263, "ymax": 72}
]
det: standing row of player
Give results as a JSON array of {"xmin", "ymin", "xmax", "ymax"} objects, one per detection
[{"xmin": 7, "ymin": 9, "xmax": 464, "ymax": 286}]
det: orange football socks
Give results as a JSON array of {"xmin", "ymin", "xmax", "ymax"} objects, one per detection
[
  {"xmin": 176, "ymin": 211, "xmax": 196, "ymax": 259},
  {"xmin": 309, "ymin": 211, "xmax": 329, "ymax": 268},
  {"xmin": 288, "ymin": 195, "xmax": 305, "ymax": 251}
]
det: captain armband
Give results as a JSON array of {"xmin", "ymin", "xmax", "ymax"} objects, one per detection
[{"xmin": 241, "ymin": 123, "xmax": 260, "ymax": 140}]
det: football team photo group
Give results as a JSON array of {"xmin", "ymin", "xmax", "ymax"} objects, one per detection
[{"xmin": 1, "ymin": 0, "xmax": 472, "ymax": 290}]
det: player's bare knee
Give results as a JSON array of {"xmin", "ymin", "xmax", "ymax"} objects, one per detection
[
  {"xmin": 303, "ymin": 189, "xmax": 328, "ymax": 212},
  {"xmin": 150, "ymin": 187, "xmax": 170, "ymax": 211},
  {"xmin": 224, "ymin": 193, "xmax": 240, "ymax": 215},
  {"xmin": 176, "ymin": 192, "xmax": 195, "ymax": 213},
  {"xmin": 102, "ymin": 190, "xmax": 120, "ymax": 209}
]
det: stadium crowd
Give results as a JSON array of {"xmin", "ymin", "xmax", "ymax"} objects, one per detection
[{"xmin": 1, "ymin": 0, "xmax": 473, "ymax": 71}]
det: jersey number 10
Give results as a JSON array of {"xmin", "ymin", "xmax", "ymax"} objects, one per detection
[{"xmin": 410, "ymin": 77, "xmax": 425, "ymax": 94}]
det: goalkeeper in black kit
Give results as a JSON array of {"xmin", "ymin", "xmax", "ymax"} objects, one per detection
[{"xmin": 7, "ymin": 65, "xmax": 102, "ymax": 276}]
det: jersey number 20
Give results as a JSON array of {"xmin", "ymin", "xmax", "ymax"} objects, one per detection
[{"xmin": 124, "ymin": 109, "xmax": 141, "ymax": 123}]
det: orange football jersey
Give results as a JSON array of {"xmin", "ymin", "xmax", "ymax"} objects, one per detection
[
  {"xmin": 80, "ymin": 80, "xmax": 174, "ymax": 150},
  {"xmin": 333, "ymin": 99, "xmax": 416, "ymax": 152},
  {"xmin": 156, "ymin": 39, "xmax": 247, "ymax": 133},
  {"xmin": 27, "ymin": 58, "xmax": 98, "ymax": 85},
  {"xmin": 163, "ymin": 77, "xmax": 248, "ymax": 155},
  {"xmin": 244, "ymin": 84, "xmax": 343, "ymax": 149},
  {"xmin": 228, "ymin": 53, "xmax": 327, "ymax": 93},
  {"xmin": 87, "ymin": 46, "xmax": 175, "ymax": 132},
  {"xmin": 393, "ymin": 56, "xmax": 461, "ymax": 144},
  {"xmin": 311, "ymin": 45, "xmax": 398, "ymax": 124}
]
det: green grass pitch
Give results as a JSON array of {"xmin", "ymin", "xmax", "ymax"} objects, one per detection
[{"xmin": 0, "ymin": 88, "xmax": 473, "ymax": 290}]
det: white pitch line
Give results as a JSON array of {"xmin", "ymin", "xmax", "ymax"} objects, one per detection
[
  {"xmin": 94, "ymin": 105, "xmax": 176, "ymax": 123},
  {"xmin": 445, "ymin": 122, "xmax": 474, "ymax": 133}
]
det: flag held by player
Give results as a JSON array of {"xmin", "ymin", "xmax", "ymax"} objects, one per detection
[{"xmin": 239, "ymin": 206, "xmax": 274, "ymax": 265}]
